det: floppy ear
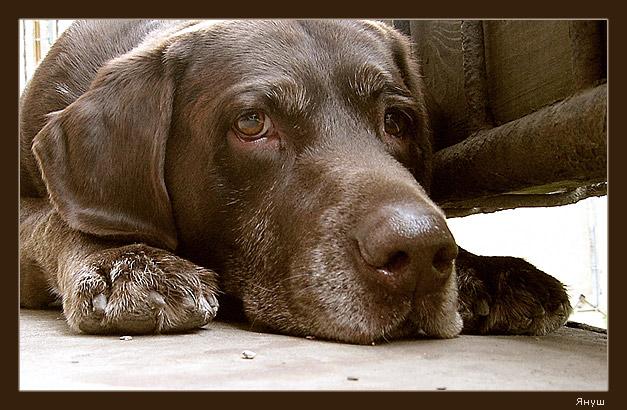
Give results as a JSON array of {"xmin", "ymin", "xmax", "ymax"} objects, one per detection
[{"xmin": 32, "ymin": 43, "xmax": 178, "ymax": 250}]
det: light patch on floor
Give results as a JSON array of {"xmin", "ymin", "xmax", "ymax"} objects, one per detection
[{"xmin": 19, "ymin": 310, "xmax": 607, "ymax": 391}]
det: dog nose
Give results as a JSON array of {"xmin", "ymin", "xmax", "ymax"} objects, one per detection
[{"xmin": 354, "ymin": 203, "xmax": 458, "ymax": 295}]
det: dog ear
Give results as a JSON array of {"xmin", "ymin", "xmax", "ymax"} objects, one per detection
[{"xmin": 32, "ymin": 41, "xmax": 178, "ymax": 250}]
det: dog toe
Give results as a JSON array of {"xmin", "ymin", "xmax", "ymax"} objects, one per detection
[
  {"xmin": 91, "ymin": 293, "xmax": 108, "ymax": 315},
  {"xmin": 147, "ymin": 291, "xmax": 166, "ymax": 308},
  {"xmin": 65, "ymin": 245, "xmax": 219, "ymax": 335}
]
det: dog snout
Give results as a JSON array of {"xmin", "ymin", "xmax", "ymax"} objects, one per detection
[{"xmin": 354, "ymin": 203, "xmax": 458, "ymax": 295}]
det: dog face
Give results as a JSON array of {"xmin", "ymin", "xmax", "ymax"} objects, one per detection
[{"xmin": 34, "ymin": 20, "xmax": 462, "ymax": 344}]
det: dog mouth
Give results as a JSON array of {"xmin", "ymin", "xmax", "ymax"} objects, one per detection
[
  {"xmin": 227, "ymin": 231, "xmax": 462, "ymax": 344},
  {"xmin": 312, "ymin": 237, "xmax": 461, "ymax": 344},
  {"xmin": 290, "ymin": 289, "xmax": 462, "ymax": 345},
  {"xmin": 280, "ymin": 254, "xmax": 462, "ymax": 344}
]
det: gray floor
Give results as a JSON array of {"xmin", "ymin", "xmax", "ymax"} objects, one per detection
[{"xmin": 19, "ymin": 309, "xmax": 607, "ymax": 391}]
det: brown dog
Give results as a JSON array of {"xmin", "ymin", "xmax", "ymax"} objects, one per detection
[{"xmin": 19, "ymin": 20, "xmax": 571, "ymax": 344}]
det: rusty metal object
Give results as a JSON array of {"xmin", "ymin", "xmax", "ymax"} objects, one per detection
[
  {"xmin": 569, "ymin": 21, "xmax": 606, "ymax": 91},
  {"xmin": 431, "ymin": 83, "xmax": 607, "ymax": 211},
  {"xmin": 461, "ymin": 20, "xmax": 493, "ymax": 132},
  {"xmin": 440, "ymin": 182, "xmax": 607, "ymax": 218}
]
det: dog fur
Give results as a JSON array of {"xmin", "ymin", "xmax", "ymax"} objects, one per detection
[{"xmin": 19, "ymin": 20, "xmax": 571, "ymax": 344}]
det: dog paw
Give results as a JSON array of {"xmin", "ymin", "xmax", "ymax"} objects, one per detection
[
  {"xmin": 456, "ymin": 249, "xmax": 572, "ymax": 335},
  {"xmin": 62, "ymin": 244, "xmax": 219, "ymax": 334}
]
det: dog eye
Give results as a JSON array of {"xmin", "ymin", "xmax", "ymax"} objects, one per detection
[
  {"xmin": 383, "ymin": 109, "xmax": 412, "ymax": 138},
  {"xmin": 234, "ymin": 111, "xmax": 272, "ymax": 140}
]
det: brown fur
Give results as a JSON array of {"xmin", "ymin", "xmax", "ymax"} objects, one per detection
[{"xmin": 20, "ymin": 20, "xmax": 571, "ymax": 344}]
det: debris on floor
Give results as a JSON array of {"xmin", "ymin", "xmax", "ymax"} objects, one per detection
[
  {"xmin": 119, "ymin": 336, "xmax": 133, "ymax": 341},
  {"xmin": 241, "ymin": 350, "xmax": 257, "ymax": 359},
  {"xmin": 19, "ymin": 310, "xmax": 608, "ymax": 390}
]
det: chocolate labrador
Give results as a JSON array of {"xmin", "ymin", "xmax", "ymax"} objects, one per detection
[{"xmin": 19, "ymin": 20, "xmax": 571, "ymax": 344}]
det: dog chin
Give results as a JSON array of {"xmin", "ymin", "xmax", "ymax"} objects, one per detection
[
  {"xmin": 286, "ymin": 284, "xmax": 463, "ymax": 345},
  {"xmin": 410, "ymin": 281, "xmax": 464, "ymax": 339}
]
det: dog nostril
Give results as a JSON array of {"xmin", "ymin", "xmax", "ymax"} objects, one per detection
[
  {"xmin": 355, "ymin": 203, "xmax": 457, "ymax": 294},
  {"xmin": 382, "ymin": 251, "xmax": 410, "ymax": 274}
]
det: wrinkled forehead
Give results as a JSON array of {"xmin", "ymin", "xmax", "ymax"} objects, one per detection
[{"xmin": 177, "ymin": 20, "xmax": 405, "ymax": 91}]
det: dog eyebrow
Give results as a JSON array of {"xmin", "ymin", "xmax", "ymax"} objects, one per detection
[
  {"xmin": 217, "ymin": 78, "xmax": 314, "ymax": 122},
  {"xmin": 261, "ymin": 78, "xmax": 313, "ymax": 117},
  {"xmin": 348, "ymin": 64, "xmax": 411, "ymax": 99}
]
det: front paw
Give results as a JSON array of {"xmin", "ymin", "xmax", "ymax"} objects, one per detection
[
  {"xmin": 456, "ymin": 248, "xmax": 572, "ymax": 335},
  {"xmin": 63, "ymin": 244, "xmax": 219, "ymax": 334}
]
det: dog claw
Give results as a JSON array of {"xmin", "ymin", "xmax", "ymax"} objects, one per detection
[
  {"xmin": 206, "ymin": 294, "xmax": 219, "ymax": 310},
  {"xmin": 475, "ymin": 299, "xmax": 490, "ymax": 316},
  {"xmin": 206, "ymin": 295, "xmax": 219, "ymax": 320},
  {"xmin": 92, "ymin": 293, "xmax": 107, "ymax": 314},
  {"xmin": 148, "ymin": 291, "xmax": 166, "ymax": 308},
  {"xmin": 182, "ymin": 296, "xmax": 196, "ymax": 309}
]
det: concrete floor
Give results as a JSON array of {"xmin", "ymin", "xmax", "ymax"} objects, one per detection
[{"xmin": 19, "ymin": 309, "xmax": 607, "ymax": 391}]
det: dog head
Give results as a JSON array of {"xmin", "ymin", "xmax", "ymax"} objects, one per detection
[{"xmin": 33, "ymin": 20, "xmax": 461, "ymax": 344}]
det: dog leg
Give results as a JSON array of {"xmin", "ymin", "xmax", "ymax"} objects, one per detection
[
  {"xmin": 20, "ymin": 198, "xmax": 219, "ymax": 334},
  {"xmin": 455, "ymin": 247, "xmax": 572, "ymax": 335}
]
